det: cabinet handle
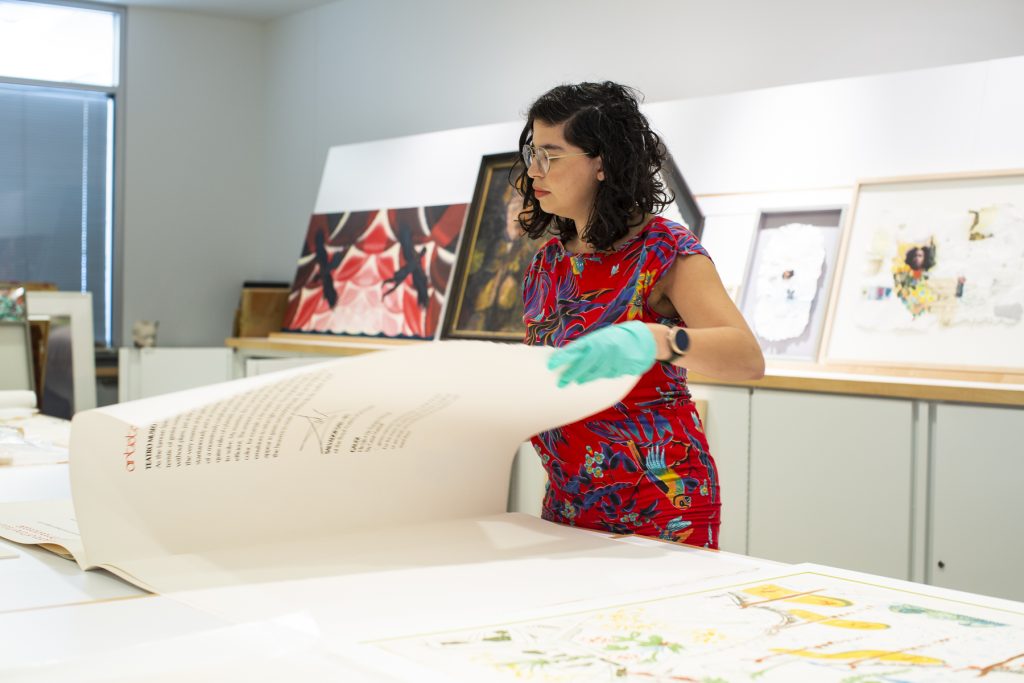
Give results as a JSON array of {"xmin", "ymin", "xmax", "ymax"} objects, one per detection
[{"xmin": 937, "ymin": 560, "xmax": 945, "ymax": 569}]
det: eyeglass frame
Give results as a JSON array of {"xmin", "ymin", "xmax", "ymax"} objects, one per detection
[{"xmin": 521, "ymin": 144, "xmax": 592, "ymax": 175}]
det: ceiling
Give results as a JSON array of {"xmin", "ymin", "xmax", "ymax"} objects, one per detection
[{"xmin": 89, "ymin": 0, "xmax": 338, "ymax": 22}]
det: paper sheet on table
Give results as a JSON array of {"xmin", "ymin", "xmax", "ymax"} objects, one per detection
[
  {"xmin": 66, "ymin": 341, "xmax": 637, "ymax": 592},
  {"xmin": 120, "ymin": 512, "xmax": 780, "ymax": 635},
  {"xmin": 0, "ymin": 390, "xmax": 36, "ymax": 410},
  {"xmin": 0, "ymin": 421, "xmax": 70, "ymax": 466},
  {"xmin": 1, "ymin": 514, "xmax": 782, "ymax": 682},
  {"xmin": 1, "ymin": 608, "xmax": 384, "ymax": 683},
  {"xmin": 0, "ymin": 499, "xmax": 82, "ymax": 559},
  {"xmin": 3, "ymin": 413, "xmax": 71, "ymax": 449}
]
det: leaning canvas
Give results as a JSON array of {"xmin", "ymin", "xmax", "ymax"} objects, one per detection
[
  {"xmin": 441, "ymin": 153, "xmax": 542, "ymax": 341},
  {"xmin": 282, "ymin": 205, "xmax": 467, "ymax": 340},
  {"xmin": 824, "ymin": 171, "xmax": 1024, "ymax": 371}
]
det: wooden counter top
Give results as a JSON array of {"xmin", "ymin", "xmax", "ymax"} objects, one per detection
[{"xmin": 226, "ymin": 336, "xmax": 1024, "ymax": 407}]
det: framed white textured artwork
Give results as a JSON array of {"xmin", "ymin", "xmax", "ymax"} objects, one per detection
[
  {"xmin": 738, "ymin": 208, "xmax": 845, "ymax": 361},
  {"xmin": 823, "ymin": 170, "xmax": 1024, "ymax": 372}
]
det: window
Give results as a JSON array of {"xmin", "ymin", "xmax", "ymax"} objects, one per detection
[{"xmin": 0, "ymin": 0, "xmax": 123, "ymax": 345}]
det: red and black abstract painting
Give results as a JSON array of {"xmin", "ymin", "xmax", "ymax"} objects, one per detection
[{"xmin": 282, "ymin": 205, "xmax": 467, "ymax": 339}]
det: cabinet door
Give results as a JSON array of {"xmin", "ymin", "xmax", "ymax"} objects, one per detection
[
  {"xmin": 931, "ymin": 404, "xmax": 1024, "ymax": 602},
  {"xmin": 749, "ymin": 390, "xmax": 914, "ymax": 579},
  {"xmin": 507, "ymin": 442, "xmax": 546, "ymax": 516},
  {"xmin": 119, "ymin": 348, "xmax": 234, "ymax": 401}
]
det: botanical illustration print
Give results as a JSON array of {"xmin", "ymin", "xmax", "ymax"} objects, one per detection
[
  {"xmin": 523, "ymin": 217, "xmax": 720, "ymax": 549},
  {"xmin": 283, "ymin": 205, "xmax": 467, "ymax": 339},
  {"xmin": 854, "ymin": 204, "xmax": 1024, "ymax": 331},
  {"xmin": 750, "ymin": 223, "xmax": 826, "ymax": 342},
  {"xmin": 373, "ymin": 571, "xmax": 1024, "ymax": 681}
]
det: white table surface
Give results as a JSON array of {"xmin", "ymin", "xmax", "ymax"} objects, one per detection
[{"xmin": 4, "ymin": 439, "xmax": 1023, "ymax": 682}]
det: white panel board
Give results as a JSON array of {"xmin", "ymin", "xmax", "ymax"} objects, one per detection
[{"xmin": 314, "ymin": 121, "xmax": 523, "ymax": 214}]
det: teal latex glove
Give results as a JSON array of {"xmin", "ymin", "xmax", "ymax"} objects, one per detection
[{"xmin": 548, "ymin": 320, "xmax": 657, "ymax": 388}]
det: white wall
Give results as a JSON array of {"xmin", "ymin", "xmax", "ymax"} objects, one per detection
[
  {"xmin": 261, "ymin": 0, "xmax": 1024, "ymax": 294},
  {"xmin": 122, "ymin": 0, "xmax": 1024, "ymax": 345},
  {"xmin": 122, "ymin": 8, "xmax": 266, "ymax": 346}
]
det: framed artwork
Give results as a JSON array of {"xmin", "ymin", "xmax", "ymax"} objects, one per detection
[
  {"xmin": 0, "ymin": 283, "xmax": 26, "ymax": 321},
  {"xmin": 25, "ymin": 290, "xmax": 96, "ymax": 413},
  {"xmin": 441, "ymin": 152, "xmax": 543, "ymax": 342},
  {"xmin": 823, "ymin": 170, "xmax": 1024, "ymax": 371},
  {"xmin": 738, "ymin": 208, "xmax": 845, "ymax": 361},
  {"xmin": 660, "ymin": 153, "xmax": 705, "ymax": 239},
  {"xmin": 282, "ymin": 204, "xmax": 467, "ymax": 340}
]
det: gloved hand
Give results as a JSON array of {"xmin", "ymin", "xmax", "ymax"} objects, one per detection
[{"xmin": 548, "ymin": 320, "xmax": 657, "ymax": 388}]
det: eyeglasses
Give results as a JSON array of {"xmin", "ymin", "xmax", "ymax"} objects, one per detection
[{"xmin": 522, "ymin": 144, "xmax": 590, "ymax": 175}]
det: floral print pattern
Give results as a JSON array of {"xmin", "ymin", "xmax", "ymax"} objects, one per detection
[{"xmin": 523, "ymin": 217, "xmax": 720, "ymax": 548}]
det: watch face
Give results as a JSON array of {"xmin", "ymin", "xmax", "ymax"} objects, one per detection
[{"xmin": 672, "ymin": 328, "xmax": 690, "ymax": 354}]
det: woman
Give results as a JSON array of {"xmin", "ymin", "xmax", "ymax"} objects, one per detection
[{"xmin": 517, "ymin": 82, "xmax": 764, "ymax": 548}]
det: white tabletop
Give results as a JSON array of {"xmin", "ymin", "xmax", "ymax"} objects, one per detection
[{"xmin": 4, "ymin": 422, "xmax": 1024, "ymax": 682}]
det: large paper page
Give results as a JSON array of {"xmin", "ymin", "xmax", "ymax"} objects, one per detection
[{"xmin": 69, "ymin": 341, "xmax": 635, "ymax": 584}]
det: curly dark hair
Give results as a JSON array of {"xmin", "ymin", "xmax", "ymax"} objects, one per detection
[
  {"xmin": 511, "ymin": 81, "xmax": 672, "ymax": 252},
  {"xmin": 904, "ymin": 244, "xmax": 936, "ymax": 271}
]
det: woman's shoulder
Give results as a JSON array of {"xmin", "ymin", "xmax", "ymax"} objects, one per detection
[
  {"xmin": 641, "ymin": 216, "xmax": 704, "ymax": 254},
  {"xmin": 525, "ymin": 236, "xmax": 564, "ymax": 272},
  {"xmin": 643, "ymin": 216, "xmax": 700, "ymax": 248},
  {"xmin": 645, "ymin": 215, "xmax": 697, "ymax": 239},
  {"xmin": 536, "ymin": 235, "xmax": 564, "ymax": 258}
]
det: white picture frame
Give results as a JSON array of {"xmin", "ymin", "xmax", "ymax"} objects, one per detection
[
  {"xmin": 0, "ymin": 321, "xmax": 34, "ymax": 392},
  {"xmin": 25, "ymin": 291, "xmax": 96, "ymax": 412},
  {"xmin": 738, "ymin": 207, "xmax": 845, "ymax": 361}
]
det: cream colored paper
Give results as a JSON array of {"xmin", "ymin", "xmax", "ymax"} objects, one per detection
[
  {"xmin": 0, "ymin": 423, "xmax": 69, "ymax": 467},
  {"xmin": 0, "ymin": 390, "xmax": 36, "ymax": 411},
  {"xmin": 116, "ymin": 513, "xmax": 778, "ymax": 632},
  {"xmin": 67, "ymin": 341, "xmax": 636, "ymax": 589},
  {"xmin": 0, "ymin": 499, "xmax": 82, "ymax": 559}
]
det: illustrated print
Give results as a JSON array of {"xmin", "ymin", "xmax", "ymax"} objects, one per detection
[{"xmin": 372, "ymin": 572, "xmax": 1024, "ymax": 681}]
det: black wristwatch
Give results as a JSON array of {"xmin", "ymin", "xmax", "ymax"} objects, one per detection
[{"xmin": 665, "ymin": 326, "xmax": 690, "ymax": 363}]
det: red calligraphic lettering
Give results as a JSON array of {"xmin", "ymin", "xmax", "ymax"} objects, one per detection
[{"xmin": 123, "ymin": 425, "xmax": 137, "ymax": 472}]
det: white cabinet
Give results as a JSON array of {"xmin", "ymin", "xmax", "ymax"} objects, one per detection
[
  {"xmin": 747, "ymin": 390, "xmax": 914, "ymax": 580},
  {"xmin": 507, "ymin": 442, "xmax": 546, "ymax": 516},
  {"xmin": 244, "ymin": 356, "xmax": 333, "ymax": 376},
  {"xmin": 118, "ymin": 348, "xmax": 233, "ymax": 401},
  {"xmin": 930, "ymin": 403, "xmax": 1024, "ymax": 602}
]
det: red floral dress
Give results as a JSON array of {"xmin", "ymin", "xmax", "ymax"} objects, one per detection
[{"xmin": 523, "ymin": 216, "xmax": 720, "ymax": 548}]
